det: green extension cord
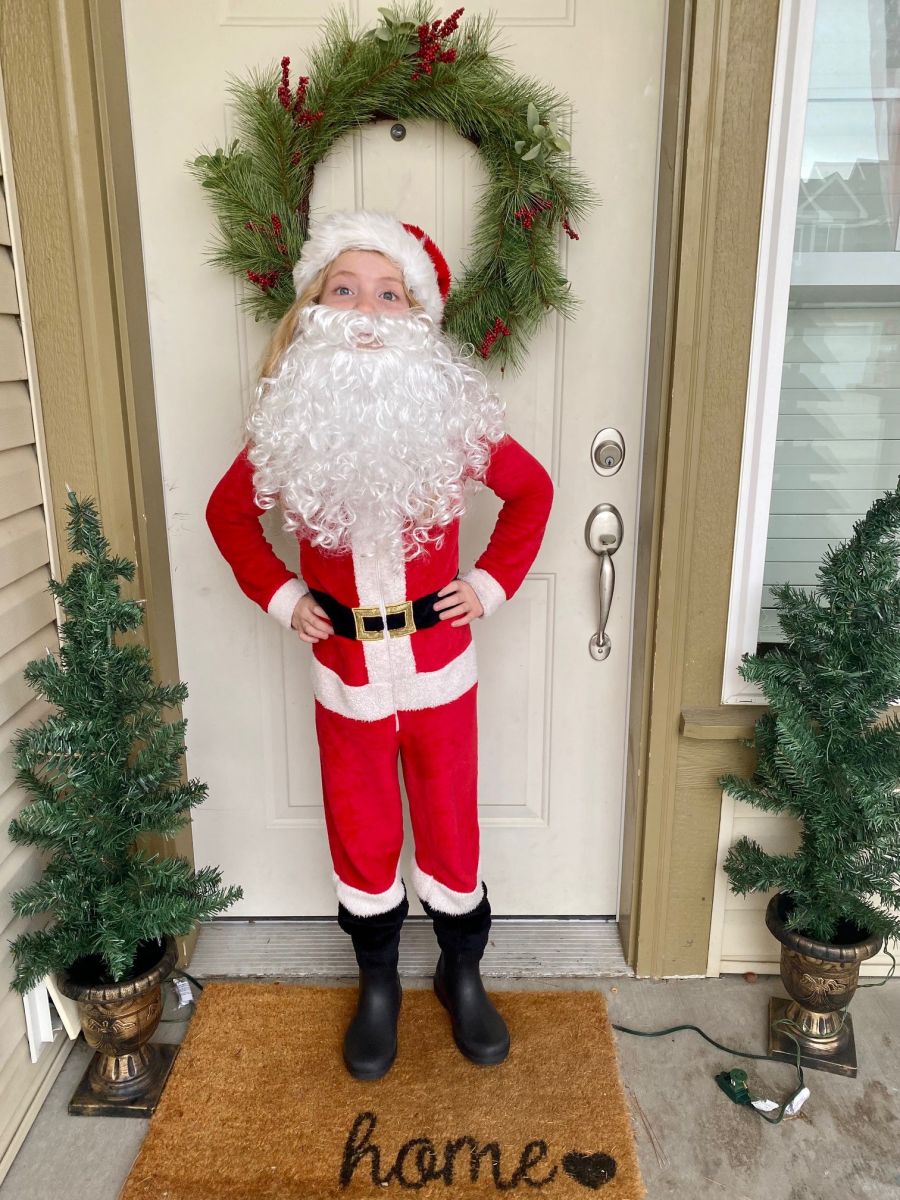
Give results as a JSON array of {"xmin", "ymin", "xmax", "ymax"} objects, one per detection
[
  {"xmin": 611, "ymin": 948, "xmax": 896, "ymax": 1125},
  {"xmin": 610, "ymin": 1014, "xmax": 806, "ymax": 1124},
  {"xmin": 171, "ymin": 967, "xmax": 205, "ymax": 993}
]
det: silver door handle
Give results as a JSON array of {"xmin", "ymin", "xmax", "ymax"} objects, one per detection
[{"xmin": 584, "ymin": 503, "xmax": 623, "ymax": 661}]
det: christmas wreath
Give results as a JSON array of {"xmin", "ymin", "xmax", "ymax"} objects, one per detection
[{"xmin": 189, "ymin": 3, "xmax": 596, "ymax": 370}]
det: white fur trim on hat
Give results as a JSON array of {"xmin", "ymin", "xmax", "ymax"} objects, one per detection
[{"xmin": 292, "ymin": 210, "xmax": 445, "ymax": 323}]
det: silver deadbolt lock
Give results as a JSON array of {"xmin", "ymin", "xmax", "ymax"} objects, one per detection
[{"xmin": 591, "ymin": 427, "xmax": 625, "ymax": 475}]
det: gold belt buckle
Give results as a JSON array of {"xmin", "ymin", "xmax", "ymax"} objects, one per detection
[
  {"xmin": 386, "ymin": 600, "xmax": 416, "ymax": 638},
  {"xmin": 351, "ymin": 601, "xmax": 416, "ymax": 640},
  {"xmin": 352, "ymin": 604, "xmax": 384, "ymax": 641}
]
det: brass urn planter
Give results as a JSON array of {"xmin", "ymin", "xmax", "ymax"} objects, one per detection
[
  {"xmin": 765, "ymin": 892, "xmax": 883, "ymax": 1077},
  {"xmin": 56, "ymin": 935, "xmax": 180, "ymax": 1116}
]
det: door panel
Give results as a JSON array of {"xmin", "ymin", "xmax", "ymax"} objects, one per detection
[{"xmin": 121, "ymin": 0, "xmax": 666, "ymax": 915}]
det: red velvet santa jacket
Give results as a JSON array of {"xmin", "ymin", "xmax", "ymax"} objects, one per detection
[{"xmin": 205, "ymin": 434, "xmax": 553, "ymax": 724}]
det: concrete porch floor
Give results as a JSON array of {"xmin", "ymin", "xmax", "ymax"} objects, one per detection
[{"xmin": 0, "ymin": 972, "xmax": 897, "ymax": 1200}]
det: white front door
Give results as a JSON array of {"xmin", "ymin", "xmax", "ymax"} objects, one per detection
[{"xmin": 121, "ymin": 0, "xmax": 666, "ymax": 917}]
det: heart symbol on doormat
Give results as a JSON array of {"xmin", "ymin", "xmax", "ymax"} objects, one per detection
[{"xmin": 561, "ymin": 1150, "xmax": 617, "ymax": 1189}]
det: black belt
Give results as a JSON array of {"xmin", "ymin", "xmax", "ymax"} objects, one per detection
[{"xmin": 309, "ymin": 585, "xmax": 449, "ymax": 641}]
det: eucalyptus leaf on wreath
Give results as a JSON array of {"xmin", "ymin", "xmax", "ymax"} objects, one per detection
[
  {"xmin": 515, "ymin": 104, "xmax": 571, "ymax": 163},
  {"xmin": 367, "ymin": 5, "xmax": 418, "ymax": 45}
]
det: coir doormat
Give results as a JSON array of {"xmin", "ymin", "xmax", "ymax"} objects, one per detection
[{"xmin": 118, "ymin": 982, "xmax": 645, "ymax": 1199}]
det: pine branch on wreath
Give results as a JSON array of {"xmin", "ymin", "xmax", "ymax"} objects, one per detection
[{"xmin": 188, "ymin": 2, "xmax": 599, "ymax": 371}]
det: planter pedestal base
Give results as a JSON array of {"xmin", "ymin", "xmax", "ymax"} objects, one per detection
[
  {"xmin": 767, "ymin": 995, "xmax": 858, "ymax": 1078},
  {"xmin": 68, "ymin": 1041, "xmax": 179, "ymax": 1117}
]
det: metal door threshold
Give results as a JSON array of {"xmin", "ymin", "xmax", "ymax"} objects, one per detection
[{"xmin": 188, "ymin": 917, "xmax": 632, "ymax": 979}]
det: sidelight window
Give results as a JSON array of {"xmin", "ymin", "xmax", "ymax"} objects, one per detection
[{"xmin": 723, "ymin": 0, "xmax": 900, "ymax": 702}]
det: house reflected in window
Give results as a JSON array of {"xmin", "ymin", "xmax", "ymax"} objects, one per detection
[{"xmin": 758, "ymin": 0, "xmax": 900, "ymax": 654}]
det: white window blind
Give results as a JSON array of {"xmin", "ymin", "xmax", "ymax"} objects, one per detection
[{"xmin": 762, "ymin": 302, "xmax": 900, "ymax": 643}]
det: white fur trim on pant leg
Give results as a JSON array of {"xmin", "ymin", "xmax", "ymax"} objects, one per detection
[
  {"xmin": 333, "ymin": 868, "xmax": 406, "ymax": 917},
  {"xmin": 411, "ymin": 856, "xmax": 484, "ymax": 915},
  {"xmin": 460, "ymin": 567, "xmax": 506, "ymax": 618},
  {"xmin": 292, "ymin": 211, "xmax": 444, "ymax": 323},
  {"xmin": 267, "ymin": 576, "xmax": 309, "ymax": 629}
]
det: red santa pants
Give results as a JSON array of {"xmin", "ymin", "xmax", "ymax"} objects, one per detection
[{"xmin": 313, "ymin": 682, "xmax": 482, "ymax": 917}]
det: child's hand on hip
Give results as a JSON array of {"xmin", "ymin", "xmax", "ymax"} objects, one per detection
[
  {"xmin": 291, "ymin": 594, "xmax": 333, "ymax": 642},
  {"xmin": 434, "ymin": 579, "xmax": 484, "ymax": 626}
]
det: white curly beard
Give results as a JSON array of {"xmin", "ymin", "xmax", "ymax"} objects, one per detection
[{"xmin": 244, "ymin": 304, "xmax": 507, "ymax": 560}]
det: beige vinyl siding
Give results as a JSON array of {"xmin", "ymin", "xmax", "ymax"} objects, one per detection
[
  {"xmin": 760, "ymin": 304, "xmax": 900, "ymax": 643},
  {"xmin": 0, "ymin": 85, "xmax": 72, "ymax": 1184}
]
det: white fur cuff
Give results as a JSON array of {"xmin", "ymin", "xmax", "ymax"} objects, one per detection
[
  {"xmin": 460, "ymin": 567, "xmax": 506, "ymax": 618},
  {"xmin": 267, "ymin": 576, "xmax": 309, "ymax": 629},
  {"xmin": 333, "ymin": 868, "xmax": 406, "ymax": 917},
  {"xmin": 411, "ymin": 856, "xmax": 484, "ymax": 915}
]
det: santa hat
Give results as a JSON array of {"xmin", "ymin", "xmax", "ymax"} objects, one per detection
[{"xmin": 292, "ymin": 210, "xmax": 451, "ymax": 324}]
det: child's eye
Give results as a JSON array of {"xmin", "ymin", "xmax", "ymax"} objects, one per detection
[
  {"xmin": 381, "ymin": 290, "xmax": 399, "ymax": 301},
  {"xmin": 334, "ymin": 285, "xmax": 352, "ymax": 296}
]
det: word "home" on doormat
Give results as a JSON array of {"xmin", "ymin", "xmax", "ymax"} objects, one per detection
[{"xmin": 339, "ymin": 1111, "xmax": 618, "ymax": 1191}]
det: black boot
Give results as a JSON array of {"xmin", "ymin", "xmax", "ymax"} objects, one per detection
[
  {"xmin": 337, "ymin": 889, "xmax": 408, "ymax": 1080},
  {"xmin": 422, "ymin": 884, "xmax": 510, "ymax": 1066}
]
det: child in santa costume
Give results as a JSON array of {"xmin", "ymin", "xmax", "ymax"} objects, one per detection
[{"xmin": 205, "ymin": 210, "xmax": 553, "ymax": 1080}]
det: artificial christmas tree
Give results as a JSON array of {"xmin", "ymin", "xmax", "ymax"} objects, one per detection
[
  {"xmin": 717, "ymin": 482, "xmax": 900, "ymax": 1074},
  {"xmin": 5, "ymin": 488, "xmax": 242, "ymax": 1113}
]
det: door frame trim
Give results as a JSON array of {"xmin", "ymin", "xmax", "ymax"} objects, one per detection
[
  {"xmin": 617, "ymin": 0, "xmax": 692, "ymax": 972},
  {"xmin": 630, "ymin": 0, "xmax": 736, "ymax": 976},
  {"xmin": 0, "ymin": 0, "xmax": 723, "ymax": 977},
  {"xmin": 632, "ymin": 0, "xmax": 783, "ymax": 976}
]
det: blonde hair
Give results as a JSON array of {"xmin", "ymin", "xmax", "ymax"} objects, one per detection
[{"xmin": 256, "ymin": 255, "xmax": 421, "ymax": 385}]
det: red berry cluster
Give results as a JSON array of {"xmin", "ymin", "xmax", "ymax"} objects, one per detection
[
  {"xmin": 513, "ymin": 198, "xmax": 553, "ymax": 230},
  {"xmin": 246, "ymin": 269, "xmax": 281, "ymax": 291},
  {"xmin": 269, "ymin": 213, "xmax": 288, "ymax": 253},
  {"xmin": 243, "ymin": 213, "xmax": 288, "ymax": 254},
  {"xmin": 277, "ymin": 56, "xmax": 324, "ymax": 127},
  {"xmin": 562, "ymin": 216, "xmax": 580, "ymax": 240},
  {"xmin": 296, "ymin": 106, "xmax": 325, "ymax": 127},
  {"xmin": 411, "ymin": 8, "xmax": 464, "ymax": 82},
  {"xmin": 478, "ymin": 317, "xmax": 511, "ymax": 359}
]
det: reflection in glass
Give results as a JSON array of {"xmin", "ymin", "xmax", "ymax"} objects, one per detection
[{"xmin": 759, "ymin": 0, "xmax": 900, "ymax": 651}]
